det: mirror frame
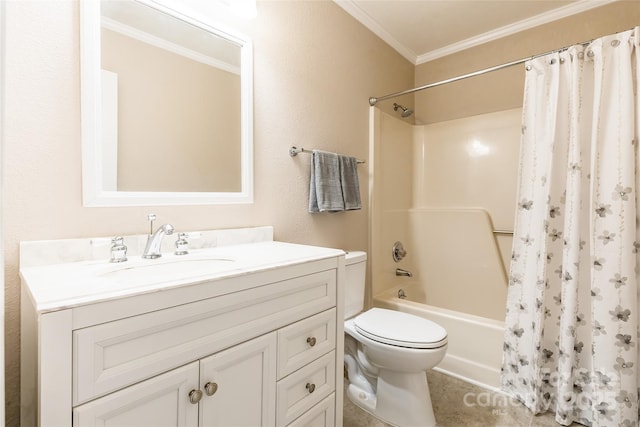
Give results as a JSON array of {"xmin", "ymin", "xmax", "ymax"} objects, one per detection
[{"xmin": 80, "ymin": 0, "xmax": 253, "ymax": 206}]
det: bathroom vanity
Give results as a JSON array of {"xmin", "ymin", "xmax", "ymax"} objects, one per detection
[{"xmin": 20, "ymin": 227, "xmax": 345, "ymax": 426}]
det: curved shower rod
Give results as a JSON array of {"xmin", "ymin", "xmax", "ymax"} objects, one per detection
[{"xmin": 368, "ymin": 37, "xmax": 597, "ymax": 106}]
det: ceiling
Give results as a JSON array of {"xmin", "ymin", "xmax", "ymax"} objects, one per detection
[{"xmin": 334, "ymin": 0, "xmax": 616, "ymax": 64}]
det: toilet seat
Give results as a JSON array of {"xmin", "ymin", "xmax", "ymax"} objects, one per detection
[{"xmin": 354, "ymin": 308, "xmax": 447, "ymax": 349}]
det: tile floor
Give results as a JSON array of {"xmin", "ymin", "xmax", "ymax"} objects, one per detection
[{"xmin": 343, "ymin": 370, "xmax": 573, "ymax": 427}]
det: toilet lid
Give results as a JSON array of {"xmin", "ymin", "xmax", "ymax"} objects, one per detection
[{"xmin": 354, "ymin": 308, "xmax": 447, "ymax": 349}]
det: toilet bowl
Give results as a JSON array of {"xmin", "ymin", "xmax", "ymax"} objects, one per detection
[{"xmin": 343, "ymin": 252, "xmax": 448, "ymax": 427}]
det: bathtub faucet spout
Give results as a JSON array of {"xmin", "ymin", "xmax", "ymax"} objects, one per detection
[{"xmin": 395, "ymin": 268, "xmax": 413, "ymax": 277}]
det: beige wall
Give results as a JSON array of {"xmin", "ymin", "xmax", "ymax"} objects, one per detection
[
  {"xmin": 415, "ymin": 1, "xmax": 640, "ymax": 124},
  {"xmin": 3, "ymin": 1, "xmax": 414, "ymax": 422}
]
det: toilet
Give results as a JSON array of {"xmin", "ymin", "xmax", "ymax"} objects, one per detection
[{"xmin": 343, "ymin": 251, "xmax": 447, "ymax": 427}]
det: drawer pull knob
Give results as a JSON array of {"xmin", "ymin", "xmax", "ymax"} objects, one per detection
[
  {"xmin": 204, "ymin": 382, "xmax": 218, "ymax": 396},
  {"xmin": 306, "ymin": 382, "xmax": 316, "ymax": 394},
  {"xmin": 306, "ymin": 337, "xmax": 317, "ymax": 347},
  {"xmin": 189, "ymin": 389, "xmax": 203, "ymax": 404}
]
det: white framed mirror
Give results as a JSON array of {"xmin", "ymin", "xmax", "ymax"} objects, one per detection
[{"xmin": 81, "ymin": 0, "xmax": 253, "ymax": 206}]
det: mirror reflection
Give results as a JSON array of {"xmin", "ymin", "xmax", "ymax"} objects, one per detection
[{"xmin": 81, "ymin": 0, "xmax": 253, "ymax": 206}]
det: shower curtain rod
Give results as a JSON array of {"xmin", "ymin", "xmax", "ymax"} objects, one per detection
[{"xmin": 368, "ymin": 38, "xmax": 594, "ymax": 106}]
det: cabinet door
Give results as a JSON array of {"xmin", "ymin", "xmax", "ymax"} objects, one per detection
[
  {"xmin": 199, "ymin": 333, "xmax": 277, "ymax": 427},
  {"xmin": 73, "ymin": 361, "xmax": 199, "ymax": 427}
]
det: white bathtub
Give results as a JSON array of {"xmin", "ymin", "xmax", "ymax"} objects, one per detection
[{"xmin": 374, "ymin": 283, "xmax": 505, "ymax": 391}]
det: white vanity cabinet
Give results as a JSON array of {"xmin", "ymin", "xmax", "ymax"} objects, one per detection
[{"xmin": 20, "ymin": 240, "xmax": 345, "ymax": 427}]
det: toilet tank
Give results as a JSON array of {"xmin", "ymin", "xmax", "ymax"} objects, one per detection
[{"xmin": 344, "ymin": 251, "xmax": 367, "ymax": 319}]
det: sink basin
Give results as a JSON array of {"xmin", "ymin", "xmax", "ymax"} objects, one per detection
[{"xmin": 99, "ymin": 257, "xmax": 236, "ymax": 285}]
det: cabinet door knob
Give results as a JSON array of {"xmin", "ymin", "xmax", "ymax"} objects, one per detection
[
  {"xmin": 306, "ymin": 337, "xmax": 317, "ymax": 347},
  {"xmin": 204, "ymin": 381, "xmax": 218, "ymax": 396},
  {"xmin": 189, "ymin": 389, "xmax": 203, "ymax": 404},
  {"xmin": 306, "ymin": 382, "xmax": 316, "ymax": 394}
]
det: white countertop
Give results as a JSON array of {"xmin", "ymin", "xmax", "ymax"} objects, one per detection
[{"xmin": 21, "ymin": 241, "xmax": 344, "ymax": 313}]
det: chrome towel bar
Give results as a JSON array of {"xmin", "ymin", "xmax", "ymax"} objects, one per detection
[{"xmin": 289, "ymin": 146, "xmax": 366, "ymax": 164}]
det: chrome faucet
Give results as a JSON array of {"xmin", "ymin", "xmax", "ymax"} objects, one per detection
[
  {"xmin": 142, "ymin": 214, "xmax": 174, "ymax": 259},
  {"xmin": 395, "ymin": 268, "xmax": 413, "ymax": 277}
]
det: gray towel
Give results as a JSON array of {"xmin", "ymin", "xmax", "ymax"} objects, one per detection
[
  {"xmin": 339, "ymin": 155, "xmax": 361, "ymax": 210},
  {"xmin": 309, "ymin": 150, "xmax": 361, "ymax": 213}
]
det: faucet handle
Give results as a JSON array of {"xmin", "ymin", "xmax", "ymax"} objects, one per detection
[
  {"xmin": 392, "ymin": 241, "xmax": 407, "ymax": 262},
  {"xmin": 175, "ymin": 233, "xmax": 189, "ymax": 256},
  {"xmin": 110, "ymin": 236, "xmax": 128, "ymax": 263}
]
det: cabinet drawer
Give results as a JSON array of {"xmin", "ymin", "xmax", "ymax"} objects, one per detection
[
  {"xmin": 277, "ymin": 309, "xmax": 336, "ymax": 379},
  {"xmin": 287, "ymin": 394, "xmax": 335, "ymax": 427},
  {"xmin": 74, "ymin": 269, "xmax": 336, "ymax": 404},
  {"xmin": 276, "ymin": 351, "xmax": 335, "ymax": 427}
]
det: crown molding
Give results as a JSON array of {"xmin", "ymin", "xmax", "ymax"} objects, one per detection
[
  {"xmin": 333, "ymin": 0, "xmax": 418, "ymax": 64},
  {"xmin": 416, "ymin": 0, "xmax": 617, "ymax": 64},
  {"xmin": 334, "ymin": 0, "xmax": 618, "ymax": 66}
]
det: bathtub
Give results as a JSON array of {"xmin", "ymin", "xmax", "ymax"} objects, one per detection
[{"xmin": 374, "ymin": 283, "xmax": 505, "ymax": 391}]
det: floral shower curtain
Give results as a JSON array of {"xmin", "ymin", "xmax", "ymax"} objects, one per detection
[{"xmin": 502, "ymin": 28, "xmax": 639, "ymax": 426}]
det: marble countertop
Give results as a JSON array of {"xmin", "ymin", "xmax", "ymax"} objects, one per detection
[{"xmin": 21, "ymin": 241, "xmax": 344, "ymax": 314}]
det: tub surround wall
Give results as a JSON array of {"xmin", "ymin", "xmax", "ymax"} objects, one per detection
[
  {"xmin": 3, "ymin": 1, "xmax": 414, "ymax": 423},
  {"xmin": 416, "ymin": 109, "xmax": 521, "ymax": 225},
  {"xmin": 412, "ymin": 108, "xmax": 522, "ymax": 319},
  {"xmin": 370, "ymin": 108, "xmax": 517, "ymax": 321},
  {"xmin": 369, "ymin": 108, "xmax": 414, "ymax": 299},
  {"xmin": 407, "ymin": 209, "xmax": 507, "ymax": 321}
]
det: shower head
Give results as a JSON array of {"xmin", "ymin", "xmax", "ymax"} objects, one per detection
[{"xmin": 393, "ymin": 102, "xmax": 413, "ymax": 118}]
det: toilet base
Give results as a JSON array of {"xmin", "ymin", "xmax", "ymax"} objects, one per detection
[{"xmin": 346, "ymin": 369, "xmax": 436, "ymax": 427}]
